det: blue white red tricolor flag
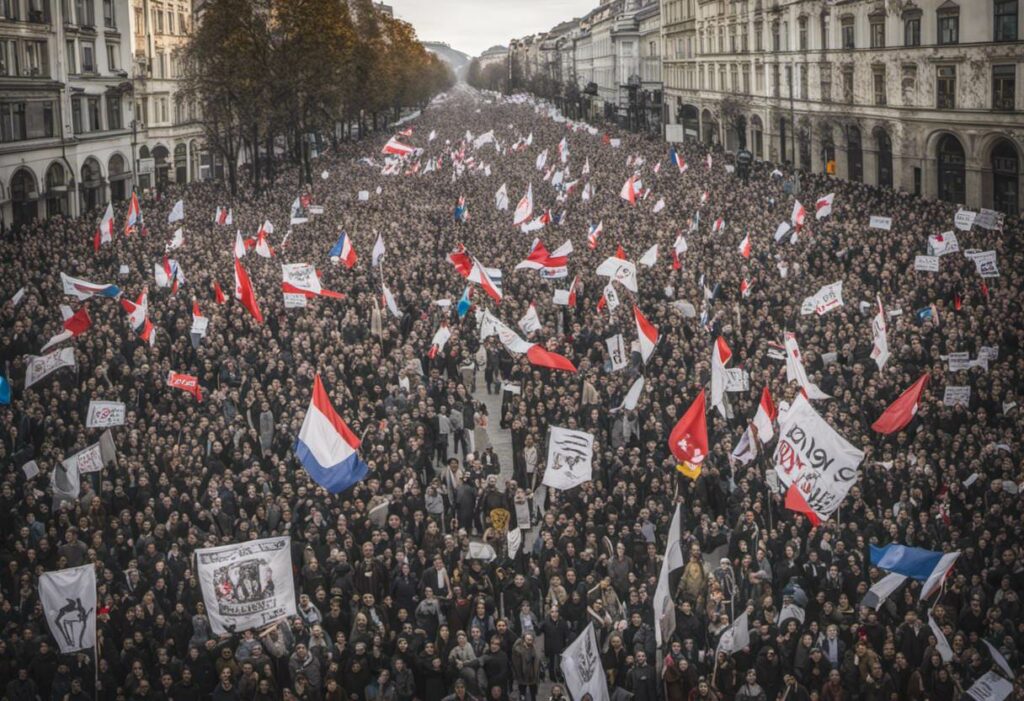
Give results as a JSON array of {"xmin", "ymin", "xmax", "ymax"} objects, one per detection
[{"xmin": 295, "ymin": 374, "xmax": 369, "ymax": 493}]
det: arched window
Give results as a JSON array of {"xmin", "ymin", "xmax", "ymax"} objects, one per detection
[
  {"xmin": 875, "ymin": 128, "xmax": 893, "ymax": 189},
  {"xmin": 10, "ymin": 168, "xmax": 39, "ymax": 229},
  {"xmin": 937, "ymin": 134, "xmax": 966, "ymax": 204},
  {"xmin": 45, "ymin": 162, "xmax": 69, "ymax": 217}
]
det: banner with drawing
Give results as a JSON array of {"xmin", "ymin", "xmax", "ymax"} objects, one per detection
[{"xmin": 543, "ymin": 426, "xmax": 594, "ymax": 490}]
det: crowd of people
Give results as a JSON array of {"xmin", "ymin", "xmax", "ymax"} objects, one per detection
[{"xmin": 0, "ymin": 84, "xmax": 1021, "ymax": 701}]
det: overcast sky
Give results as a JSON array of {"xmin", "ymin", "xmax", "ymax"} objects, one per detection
[{"xmin": 389, "ymin": 0, "xmax": 597, "ymax": 57}]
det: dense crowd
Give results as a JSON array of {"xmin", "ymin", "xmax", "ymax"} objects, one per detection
[{"xmin": 0, "ymin": 86, "xmax": 1022, "ymax": 701}]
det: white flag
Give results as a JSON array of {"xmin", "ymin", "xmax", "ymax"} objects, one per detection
[
  {"xmin": 870, "ymin": 297, "xmax": 889, "ymax": 371},
  {"xmin": 167, "ymin": 199, "xmax": 184, "ymax": 223},
  {"xmin": 40, "ymin": 565, "xmax": 96, "ymax": 653},
  {"xmin": 929, "ymin": 613, "xmax": 953, "ymax": 663},
  {"xmin": 372, "ymin": 233, "xmax": 386, "ymax": 267},
  {"xmin": 801, "ymin": 282, "xmax": 844, "ymax": 315},
  {"xmin": 63, "ymin": 429, "xmax": 117, "ymax": 475},
  {"xmin": 861, "ymin": 572, "xmax": 908, "ymax": 609},
  {"xmin": 518, "ymin": 303, "xmax": 541, "ymax": 335},
  {"xmin": 618, "ymin": 376, "xmax": 645, "ymax": 412},
  {"xmin": 654, "ymin": 505, "xmax": 683, "ymax": 646},
  {"xmin": 784, "ymin": 332, "xmax": 829, "ymax": 400},
  {"xmin": 195, "ymin": 536, "xmax": 297, "ymax": 634},
  {"xmin": 560, "ymin": 624, "xmax": 609, "ymax": 701},
  {"xmin": 639, "ymin": 244, "xmax": 658, "ymax": 268},
  {"xmin": 543, "ymin": 426, "xmax": 594, "ymax": 490},
  {"xmin": 717, "ymin": 611, "xmax": 751, "ymax": 655},
  {"xmin": 25, "ymin": 347, "xmax": 76, "ymax": 388},
  {"xmin": 595, "ymin": 257, "xmax": 637, "ymax": 292},
  {"xmin": 495, "ymin": 183, "xmax": 509, "ymax": 211}
]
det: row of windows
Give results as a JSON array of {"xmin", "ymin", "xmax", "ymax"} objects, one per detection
[
  {"xmin": 0, "ymin": 36, "xmax": 47, "ymax": 76},
  {"xmin": 695, "ymin": 0, "xmax": 1017, "ymax": 54},
  {"xmin": 0, "ymin": 94, "xmax": 121, "ymax": 143},
  {"xmin": 1, "ymin": 0, "xmax": 118, "ymax": 28},
  {"xmin": 70, "ymin": 94, "xmax": 122, "ymax": 133},
  {"xmin": 685, "ymin": 61, "xmax": 1016, "ymax": 113},
  {"xmin": 133, "ymin": 6, "xmax": 188, "ymax": 35},
  {"xmin": 65, "ymin": 37, "xmax": 120, "ymax": 73}
]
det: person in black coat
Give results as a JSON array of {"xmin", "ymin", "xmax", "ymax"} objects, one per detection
[
  {"xmin": 537, "ymin": 607, "xmax": 571, "ymax": 682},
  {"xmin": 625, "ymin": 651, "xmax": 658, "ymax": 701}
]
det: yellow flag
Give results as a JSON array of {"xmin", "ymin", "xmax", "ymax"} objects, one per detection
[{"xmin": 676, "ymin": 461, "xmax": 702, "ymax": 480}]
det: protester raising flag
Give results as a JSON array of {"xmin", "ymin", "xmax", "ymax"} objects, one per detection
[
  {"xmin": 94, "ymin": 203, "xmax": 114, "ymax": 251},
  {"xmin": 870, "ymin": 296, "xmax": 890, "ymax": 370},
  {"xmin": 167, "ymin": 199, "xmax": 184, "ymax": 223},
  {"xmin": 154, "ymin": 257, "xmax": 185, "ymax": 294},
  {"xmin": 669, "ymin": 389, "xmax": 708, "ymax": 479},
  {"xmin": 717, "ymin": 610, "xmax": 751, "ymax": 655},
  {"xmin": 427, "ymin": 323, "xmax": 451, "ymax": 359},
  {"xmin": 752, "ymin": 387, "xmax": 777, "ymax": 442},
  {"xmin": 619, "ymin": 175, "xmax": 638, "ymax": 205},
  {"xmin": 479, "ymin": 311, "xmax": 576, "ymax": 372},
  {"xmin": 654, "ymin": 505, "xmax": 684, "ymax": 646},
  {"xmin": 738, "ymin": 231, "xmax": 751, "ymax": 258},
  {"xmin": 329, "ymin": 231, "xmax": 357, "ymax": 268},
  {"xmin": 233, "ymin": 258, "xmax": 263, "ymax": 323},
  {"xmin": 167, "ymin": 371, "xmax": 202, "ymax": 401},
  {"xmin": 382, "ymin": 136, "xmax": 415, "ymax": 156},
  {"xmin": 791, "ymin": 200, "xmax": 807, "ymax": 228},
  {"xmin": 870, "ymin": 544, "xmax": 961, "ymax": 601},
  {"xmin": 515, "ymin": 239, "xmax": 571, "ymax": 277},
  {"xmin": 587, "ymin": 220, "xmax": 603, "ymax": 249},
  {"xmin": 710, "ymin": 336, "xmax": 732, "ymax": 418},
  {"xmin": 513, "ymin": 183, "xmax": 533, "ymax": 226},
  {"xmin": 816, "ymin": 193, "xmax": 835, "ymax": 219},
  {"xmin": 871, "ymin": 373, "xmax": 929, "ymax": 434},
  {"xmin": 120, "ymin": 288, "xmax": 155, "ymax": 345},
  {"xmin": 518, "ymin": 303, "xmax": 541, "ymax": 335},
  {"xmin": 40, "ymin": 306, "xmax": 92, "ymax": 353},
  {"xmin": 212, "ymin": 281, "xmax": 226, "ymax": 305},
  {"xmin": 372, "ymin": 233, "xmax": 386, "ymax": 267},
  {"xmin": 124, "ymin": 192, "xmax": 142, "ymax": 235},
  {"xmin": 784, "ymin": 332, "xmax": 829, "ymax": 399},
  {"xmin": 638, "ymin": 243, "xmax": 658, "ymax": 268},
  {"xmin": 214, "ymin": 206, "xmax": 233, "ymax": 225},
  {"xmin": 295, "ymin": 374, "xmax": 370, "ymax": 494},
  {"xmin": 495, "ymin": 183, "xmax": 509, "ymax": 211},
  {"xmin": 381, "ymin": 283, "xmax": 402, "ymax": 318},
  {"xmin": 633, "ymin": 306, "xmax": 658, "ymax": 363},
  {"xmin": 669, "ymin": 146, "xmax": 687, "ymax": 173},
  {"xmin": 456, "ymin": 287, "xmax": 472, "ymax": 319}
]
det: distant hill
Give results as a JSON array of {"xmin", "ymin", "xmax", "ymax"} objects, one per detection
[{"xmin": 423, "ymin": 42, "xmax": 471, "ymax": 79}]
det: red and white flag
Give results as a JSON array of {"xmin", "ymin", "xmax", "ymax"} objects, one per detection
[
  {"xmin": 634, "ymin": 305, "xmax": 658, "ymax": 363},
  {"xmin": 619, "ymin": 175, "xmax": 639, "ymax": 205},
  {"xmin": 712, "ymin": 217, "xmax": 725, "ymax": 234},
  {"xmin": 213, "ymin": 281, "xmax": 226, "ymax": 305},
  {"xmin": 214, "ymin": 207, "xmax": 233, "ymax": 225},
  {"xmin": 382, "ymin": 136, "xmax": 415, "ymax": 157},
  {"xmin": 587, "ymin": 221, "xmax": 603, "ymax": 250},
  {"xmin": 167, "ymin": 371, "xmax": 202, "ymax": 402},
  {"xmin": 427, "ymin": 323, "xmax": 451, "ymax": 359},
  {"xmin": 255, "ymin": 229, "xmax": 273, "ymax": 258},
  {"xmin": 234, "ymin": 230, "xmax": 247, "ymax": 259},
  {"xmin": 791, "ymin": 200, "xmax": 806, "ymax": 228},
  {"xmin": 518, "ymin": 303, "xmax": 542, "ymax": 335},
  {"xmin": 513, "ymin": 183, "xmax": 534, "ymax": 227},
  {"xmin": 871, "ymin": 373, "xmax": 929, "ymax": 434},
  {"xmin": 784, "ymin": 332, "xmax": 829, "ymax": 400},
  {"xmin": 710, "ymin": 337, "xmax": 732, "ymax": 417},
  {"xmin": 480, "ymin": 311, "xmax": 576, "ymax": 373},
  {"xmin": 738, "ymin": 232, "xmax": 751, "ymax": 258},
  {"xmin": 234, "ymin": 258, "xmax": 263, "ymax": 323},
  {"xmin": 669, "ymin": 389, "xmax": 709, "ymax": 475},
  {"xmin": 740, "ymin": 278, "xmax": 753, "ymax": 297},
  {"xmin": 94, "ymin": 203, "xmax": 114, "ymax": 251},
  {"xmin": 467, "ymin": 257, "xmax": 503, "ymax": 303},
  {"xmin": 41, "ymin": 306, "xmax": 92, "ymax": 352},
  {"xmin": 120, "ymin": 288, "xmax": 154, "ymax": 345},
  {"xmin": 705, "ymin": 154, "xmax": 713, "ymax": 170},
  {"xmin": 815, "ymin": 193, "xmax": 835, "ymax": 220},
  {"xmin": 124, "ymin": 192, "xmax": 142, "ymax": 235},
  {"xmin": 752, "ymin": 387, "xmax": 777, "ymax": 442},
  {"xmin": 381, "ymin": 283, "xmax": 402, "ymax": 318}
]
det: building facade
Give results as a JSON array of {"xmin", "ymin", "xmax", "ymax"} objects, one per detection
[
  {"xmin": 1, "ymin": 0, "xmax": 135, "ymax": 230},
  {"xmin": 130, "ymin": 0, "xmax": 205, "ymax": 191},
  {"xmin": 662, "ymin": 0, "xmax": 1023, "ymax": 214}
]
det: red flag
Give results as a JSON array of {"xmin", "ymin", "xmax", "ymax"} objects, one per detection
[
  {"xmin": 64, "ymin": 307, "xmax": 92, "ymax": 336},
  {"xmin": 672, "ymin": 248, "xmax": 682, "ymax": 270},
  {"xmin": 615, "ymin": 244, "xmax": 627, "ymax": 260},
  {"xmin": 525, "ymin": 345, "xmax": 577, "ymax": 373},
  {"xmin": 192, "ymin": 299, "xmax": 202, "ymax": 317},
  {"xmin": 954, "ymin": 293, "xmax": 962, "ymax": 311},
  {"xmin": 785, "ymin": 484, "xmax": 822, "ymax": 526},
  {"xmin": 213, "ymin": 281, "xmax": 226, "ymax": 305},
  {"xmin": 167, "ymin": 371, "xmax": 203, "ymax": 402},
  {"xmin": 871, "ymin": 373, "xmax": 929, "ymax": 434},
  {"xmin": 669, "ymin": 389, "xmax": 708, "ymax": 467},
  {"xmin": 233, "ymin": 259, "xmax": 263, "ymax": 323}
]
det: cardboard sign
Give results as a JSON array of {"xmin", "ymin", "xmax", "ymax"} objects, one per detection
[
  {"xmin": 947, "ymin": 352, "xmax": 971, "ymax": 372},
  {"xmin": 914, "ymin": 255, "xmax": 939, "ymax": 272},
  {"xmin": 943, "ymin": 386, "xmax": 971, "ymax": 406},
  {"xmin": 954, "ymin": 209, "xmax": 976, "ymax": 231},
  {"xmin": 283, "ymin": 293, "xmax": 308, "ymax": 308},
  {"xmin": 86, "ymin": 401, "xmax": 126, "ymax": 428},
  {"xmin": 606, "ymin": 334, "xmax": 628, "ymax": 371},
  {"xmin": 869, "ymin": 216, "xmax": 892, "ymax": 231}
]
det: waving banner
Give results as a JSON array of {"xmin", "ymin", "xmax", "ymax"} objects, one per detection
[
  {"xmin": 560, "ymin": 623, "xmax": 609, "ymax": 701},
  {"xmin": 543, "ymin": 426, "xmax": 594, "ymax": 490},
  {"xmin": 39, "ymin": 565, "xmax": 96, "ymax": 653},
  {"xmin": 196, "ymin": 537, "xmax": 297, "ymax": 634},
  {"xmin": 774, "ymin": 395, "xmax": 864, "ymax": 522},
  {"xmin": 25, "ymin": 348, "xmax": 76, "ymax": 388}
]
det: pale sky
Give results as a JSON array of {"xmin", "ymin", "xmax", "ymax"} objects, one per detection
[{"xmin": 389, "ymin": 0, "xmax": 598, "ymax": 57}]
